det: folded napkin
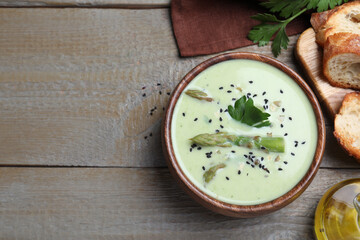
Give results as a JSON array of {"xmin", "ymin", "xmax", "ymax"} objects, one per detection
[{"xmin": 171, "ymin": 0, "xmax": 310, "ymax": 57}]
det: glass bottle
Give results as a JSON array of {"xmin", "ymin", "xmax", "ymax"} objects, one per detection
[{"xmin": 314, "ymin": 178, "xmax": 360, "ymax": 240}]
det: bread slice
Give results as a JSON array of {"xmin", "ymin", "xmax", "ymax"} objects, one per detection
[
  {"xmin": 334, "ymin": 92, "xmax": 360, "ymax": 162},
  {"xmin": 310, "ymin": 1, "xmax": 360, "ymax": 46},
  {"xmin": 323, "ymin": 32, "xmax": 360, "ymax": 90}
]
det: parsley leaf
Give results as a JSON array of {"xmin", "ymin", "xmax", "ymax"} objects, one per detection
[
  {"xmin": 228, "ymin": 96, "xmax": 271, "ymax": 128},
  {"xmin": 248, "ymin": 0, "xmax": 349, "ymax": 57}
]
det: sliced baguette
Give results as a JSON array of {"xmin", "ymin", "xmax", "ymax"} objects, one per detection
[
  {"xmin": 323, "ymin": 32, "xmax": 360, "ymax": 90},
  {"xmin": 334, "ymin": 92, "xmax": 360, "ymax": 162},
  {"xmin": 310, "ymin": 1, "xmax": 360, "ymax": 46}
]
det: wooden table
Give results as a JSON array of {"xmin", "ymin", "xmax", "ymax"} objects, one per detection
[{"xmin": 0, "ymin": 1, "xmax": 358, "ymax": 239}]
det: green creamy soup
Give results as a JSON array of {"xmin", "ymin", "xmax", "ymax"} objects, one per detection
[{"xmin": 171, "ymin": 59, "xmax": 318, "ymax": 205}]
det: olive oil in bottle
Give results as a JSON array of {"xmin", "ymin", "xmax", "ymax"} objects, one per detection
[{"xmin": 315, "ymin": 179, "xmax": 360, "ymax": 240}]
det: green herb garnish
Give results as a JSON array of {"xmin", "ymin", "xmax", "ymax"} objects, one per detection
[
  {"xmin": 228, "ymin": 96, "xmax": 271, "ymax": 128},
  {"xmin": 248, "ymin": 0, "xmax": 349, "ymax": 57}
]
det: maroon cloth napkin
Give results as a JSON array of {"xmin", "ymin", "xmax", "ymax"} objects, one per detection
[{"xmin": 171, "ymin": 0, "xmax": 310, "ymax": 57}]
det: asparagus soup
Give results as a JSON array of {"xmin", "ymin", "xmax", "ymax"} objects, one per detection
[{"xmin": 171, "ymin": 59, "xmax": 318, "ymax": 205}]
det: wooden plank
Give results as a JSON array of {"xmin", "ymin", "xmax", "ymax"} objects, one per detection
[
  {"xmin": 0, "ymin": 167, "xmax": 358, "ymax": 239},
  {"xmin": 295, "ymin": 28, "xmax": 354, "ymax": 118},
  {"xmin": 0, "ymin": 0, "xmax": 170, "ymax": 7},
  {"xmin": 322, "ymin": 126, "xmax": 359, "ymax": 168},
  {"xmin": 0, "ymin": 8, "xmax": 327, "ymax": 167}
]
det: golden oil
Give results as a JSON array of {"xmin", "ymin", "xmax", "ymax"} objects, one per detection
[{"xmin": 315, "ymin": 179, "xmax": 360, "ymax": 240}]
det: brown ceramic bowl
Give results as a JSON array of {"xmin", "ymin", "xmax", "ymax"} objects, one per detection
[{"xmin": 162, "ymin": 52, "xmax": 326, "ymax": 218}]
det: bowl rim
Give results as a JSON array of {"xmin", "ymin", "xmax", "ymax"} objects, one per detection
[{"xmin": 162, "ymin": 52, "xmax": 326, "ymax": 217}]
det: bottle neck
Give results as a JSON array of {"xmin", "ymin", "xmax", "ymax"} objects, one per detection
[{"xmin": 354, "ymin": 193, "xmax": 360, "ymax": 219}]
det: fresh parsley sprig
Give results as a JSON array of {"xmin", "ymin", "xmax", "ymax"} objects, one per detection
[
  {"xmin": 228, "ymin": 96, "xmax": 271, "ymax": 128},
  {"xmin": 248, "ymin": 0, "xmax": 349, "ymax": 57}
]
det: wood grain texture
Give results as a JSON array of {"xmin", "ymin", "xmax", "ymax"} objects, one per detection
[
  {"xmin": 0, "ymin": 8, "xmax": 307, "ymax": 167},
  {"xmin": 0, "ymin": 0, "xmax": 170, "ymax": 7},
  {"xmin": 0, "ymin": 167, "xmax": 358, "ymax": 239},
  {"xmin": 295, "ymin": 28, "xmax": 354, "ymax": 118}
]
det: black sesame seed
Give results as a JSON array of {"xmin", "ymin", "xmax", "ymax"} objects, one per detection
[
  {"xmin": 295, "ymin": 141, "xmax": 298, "ymax": 143},
  {"xmin": 226, "ymin": 177, "xmax": 229, "ymax": 180},
  {"xmin": 238, "ymin": 170, "xmax": 241, "ymax": 175},
  {"xmin": 284, "ymin": 161, "xmax": 288, "ymax": 164},
  {"xmin": 182, "ymin": 112, "xmax": 185, "ymax": 117},
  {"xmin": 295, "ymin": 143, "xmax": 298, "ymax": 147},
  {"xmin": 219, "ymin": 117, "xmax": 223, "ymax": 121},
  {"xmin": 220, "ymin": 125, "xmax": 224, "ymax": 129},
  {"xmin": 219, "ymin": 87, "xmax": 223, "ymax": 90},
  {"xmin": 289, "ymin": 117, "xmax": 292, "ymax": 120},
  {"xmin": 259, "ymin": 164, "xmax": 262, "ymax": 168},
  {"xmin": 150, "ymin": 113, "xmax": 153, "ymax": 116},
  {"xmin": 227, "ymin": 90, "xmax": 232, "ymax": 93},
  {"xmin": 157, "ymin": 83, "xmax": 161, "ymax": 86},
  {"xmin": 224, "ymin": 109, "xmax": 228, "ymax": 112},
  {"xmin": 232, "ymin": 98, "xmax": 236, "ymax": 101},
  {"xmin": 278, "ymin": 168, "xmax": 283, "ymax": 171},
  {"xmin": 280, "ymin": 124, "xmax": 284, "ymax": 128},
  {"xmin": 302, "ymin": 141, "xmax": 306, "ymax": 144},
  {"xmin": 190, "ymin": 148, "xmax": 192, "ymax": 152},
  {"xmin": 209, "ymin": 119, "xmax": 212, "ymax": 123},
  {"xmin": 197, "ymin": 147, "xmax": 202, "ymax": 150},
  {"xmin": 207, "ymin": 155, "xmax": 211, "ymax": 158},
  {"xmin": 220, "ymin": 108, "xmax": 223, "ymax": 113},
  {"xmin": 142, "ymin": 93, "xmax": 146, "ymax": 97},
  {"xmin": 149, "ymin": 133, "xmax": 153, "ymax": 137},
  {"xmin": 284, "ymin": 133, "xmax": 288, "ymax": 136},
  {"xmin": 215, "ymin": 129, "xmax": 220, "ymax": 133},
  {"xmin": 261, "ymin": 146, "xmax": 266, "ymax": 150},
  {"xmin": 244, "ymin": 154, "xmax": 248, "ymax": 158},
  {"xmin": 230, "ymin": 84, "xmax": 235, "ymax": 87},
  {"xmin": 144, "ymin": 136, "xmax": 147, "ymax": 139},
  {"xmin": 282, "ymin": 108, "xmax": 285, "ymax": 112},
  {"xmin": 264, "ymin": 99, "xmax": 268, "ymax": 104},
  {"xmin": 202, "ymin": 166, "xmax": 205, "ymax": 171},
  {"xmin": 253, "ymin": 94, "xmax": 257, "ymax": 98},
  {"xmin": 142, "ymin": 86, "xmax": 146, "ymax": 90},
  {"xmin": 251, "ymin": 165, "xmax": 255, "ymax": 168},
  {"xmin": 210, "ymin": 151, "xmax": 213, "ymax": 154},
  {"xmin": 280, "ymin": 89, "xmax": 283, "ymax": 94},
  {"xmin": 167, "ymin": 92, "xmax": 170, "ymax": 95},
  {"xmin": 194, "ymin": 118, "xmax": 198, "ymax": 121},
  {"xmin": 246, "ymin": 161, "xmax": 250, "ymax": 165},
  {"xmin": 262, "ymin": 91, "xmax": 266, "ymax": 96},
  {"xmin": 261, "ymin": 157, "xmax": 264, "ymax": 161},
  {"xmin": 291, "ymin": 152, "xmax": 295, "ymax": 156},
  {"xmin": 231, "ymin": 150, "xmax": 235, "ymax": 153},
  {"xmin": 249, "ymin": 152, "xmax": 253, "ymax": 155},
  {"xmin": 249, "ymin": 80, "xmax": 253, "ymax": 84}
]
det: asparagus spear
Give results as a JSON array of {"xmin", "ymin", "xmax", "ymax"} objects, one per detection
[
  {"xmin": 190, "ymin": 132, "xmax": 285, "ymax": 153},
  {"xmin": 185, "ymin": 89, "xmax": 213, "ymax": 102},
  {"xmin": 203, "ymin": 163, "xmax": 226, "ymax": 183}
]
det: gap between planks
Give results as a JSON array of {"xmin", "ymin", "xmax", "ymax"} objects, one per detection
[
  {"xmin": 0, "ymin": 4, "xmax": 169, "ymax": 9},
  {"xmin": 0, "ymin": 0, "xmax": 170, "ymax": 8}
]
